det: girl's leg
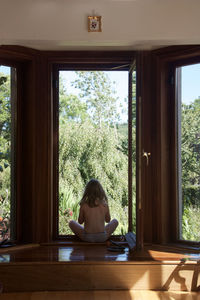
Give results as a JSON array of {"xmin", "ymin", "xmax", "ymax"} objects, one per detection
[
  {"xmin": 105, "ymin": 219, "xmax": 118, "ymax": 237},
  {"xmin": 69, "ymin": 220, "xmax": 84, "ymax": 239}
]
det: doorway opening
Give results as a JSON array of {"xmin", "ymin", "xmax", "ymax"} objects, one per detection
[{"xmin": 54, "ymin": 68, "xmax": 136, "ymax": 238}]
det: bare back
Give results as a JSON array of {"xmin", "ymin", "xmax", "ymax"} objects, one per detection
[{"xmin": 78, "ymin": 202, "xmax": 110, "ymax": 233}]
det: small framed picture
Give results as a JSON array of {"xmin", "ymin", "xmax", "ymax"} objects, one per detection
[{"xmin": 88, "ymin": 16, "xmax": 102, "ymax": 32}]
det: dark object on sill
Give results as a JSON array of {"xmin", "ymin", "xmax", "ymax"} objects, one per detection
[
  {"xmin": 0, "ymin": 239, "xmax": 16, "ymax": 248},
  {"xmin": 125, "ymin": 232, "xmax": 136, "ymax": 251},
  {"xmin": 107, "ymin": 240, "xmax": 126, "ymax": 252},
  {"xmin": 107, "ymin": 246, "xmax": 125, "ymax": 253},
  {"xmin": 110, "ymin": 240, "xmax": 126, "ymax": 249}
]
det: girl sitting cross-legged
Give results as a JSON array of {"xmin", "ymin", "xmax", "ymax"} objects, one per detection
[{"xmin": 69, "ymin": 179, "xmax": 118, "ymax": 243}]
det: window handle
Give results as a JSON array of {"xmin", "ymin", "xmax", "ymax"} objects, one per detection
[{"xmin": 142, "ymin": 151, "xmax": 151, "ymax": 166}]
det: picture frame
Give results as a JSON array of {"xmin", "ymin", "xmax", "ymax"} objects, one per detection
[{"xmin": 88, "ymin": 16, "xmax": 102, "ymax": 32}]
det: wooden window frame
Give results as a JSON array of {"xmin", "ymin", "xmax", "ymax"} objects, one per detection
[
  {"xmin": 0, "ymin": 46, "xmax": 45, "ymax": 244},
  {"xmin": 148, "ymin": 46, "xmax": 200, "ymax": 249},
  {"xmin": 171, "ymin": 57, "xmax": 200, "ymax": 247},
  {"xmin": 0, "ymin": 57, "xmax": 25, "ymax": 243},
  {"xmin": 52, "ymin": 55, "xmax": 136, "ymax": 240},
  {"xmin": 0, "ymin": 46, "xmax": 199, "ymax": 249}
]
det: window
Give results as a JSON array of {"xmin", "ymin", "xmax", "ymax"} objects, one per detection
[
  {"xmin": 53, "ymin": 64, "xmax": 136, "ymax": 239},
  {"xmin": 141, "ymin": 46, "xmax": 200, "ymax": 248},
  {"xmin": 176, "ymin": 63, "xmax": 200, "ymax": 243},
  {"xmin": 0, "ymin": 65, "xmax": 17, "ymax": 242}
]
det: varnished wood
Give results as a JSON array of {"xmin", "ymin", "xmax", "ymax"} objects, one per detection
[
  {"xmin": 150, "ymin": 46, "xmax": 200, "ymax": 246},
  {"xmin": 1, "ymin": 262, "xmax": 199, "ymax": 292},
  {"xmin": 0, "ymin": 291, "xmax": 200, "ymax": 300},
  {"xmin": 0, "ymin": 244, "xmax": 39, "ymax": 254},
  {"xmin": 1, "ymin": 243, "xmax": 199, "ymax": 262},
  {"xmin": 0, "ymin": 245, "xmax": 199, "ymax": 292}
]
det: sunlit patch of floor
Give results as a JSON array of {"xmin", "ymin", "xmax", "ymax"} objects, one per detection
[{"xmin": 1, "ymin": 291, "xmax": 200, "ymax": 300}]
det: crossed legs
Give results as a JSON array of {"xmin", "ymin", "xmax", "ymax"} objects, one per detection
[
  {"xmin": 69, "ymin": 219, "xmax": 118, "ymax": 241},
  {"xmin": 68, "ymin": 220, "xmax": 85, "ymax": 239},
  {"xmin": 105, "ymin": 219, "xmax": 118, "ymax": 236}
]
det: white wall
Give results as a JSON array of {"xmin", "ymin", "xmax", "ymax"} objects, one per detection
[{"xmin": 0, "ymin": 0, "xmax": 200, "ymax": 50}]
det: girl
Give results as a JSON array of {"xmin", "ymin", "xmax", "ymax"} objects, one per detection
[{"xmin": 69, "ymin": 179, "xmax": 118, "ymax": 242}]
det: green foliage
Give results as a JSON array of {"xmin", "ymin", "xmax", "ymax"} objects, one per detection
[
  {"xmin": 180, "ymin": 99, "xmax": 200, "ymax": 241},
  {"xmin": 181, "ymin": 100, "xmax": 200, "ymax": 192},
  {"xmin": 183, "ymin": 185, "xmax": 200, "ymax": 206},
  {"xmin": 0, "ymin": 73, "xmax": 11, "ymax": 241},
  {"xmin": 59, "ymin": 119, "xmax": 135, "ymax": 235},
  {"xmin": 182, "ymin": 205, "xmax": 200, "ymax": 241},
  {"xmin": 59, "ymin": 186, "xmax": 79, "ymax": 235}
]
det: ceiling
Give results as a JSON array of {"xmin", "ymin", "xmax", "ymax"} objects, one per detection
[{"xmin": 0, "ymin": 0, "xmax": 200, "ymax": 51}]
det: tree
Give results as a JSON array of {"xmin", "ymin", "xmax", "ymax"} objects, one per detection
[
  {"xmin": 0, "ymin": 73, "xmax": 11, "ymax": 174},
  {"xmin": 59, "ymin": 120, "xmax": 131, "ymax": 235},
  {"xmin": 59, "ymin": 76, "xmax": 88, "ymax": 123},
  {"xmin": 0, "ymin": 73, "xmax": 11, "ymax": 162},
  {"xmin": 0, "ymin": 73, "xmax": 11, "ymax": 240},
  {"xmin": 181, "ymin": 98, "xmax": 200, "ymax": 206},
  {"xmin": 72, "ymin": 71, "xmax": 120, "ymax": 127},
  {"xmin": 181, "ymin": 98, "xmax": 200, "ymax": 241}
]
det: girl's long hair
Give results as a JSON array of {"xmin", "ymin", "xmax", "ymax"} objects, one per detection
[{"xmin": 80, "ymin": 179, "xmax": 108, "ymax": 208}]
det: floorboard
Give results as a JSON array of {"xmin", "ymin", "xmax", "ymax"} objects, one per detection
[{"xmin": 0, "ymin": 290, "xmax": 200, "ymax": 300}]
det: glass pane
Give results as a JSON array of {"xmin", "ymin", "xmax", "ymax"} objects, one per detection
[
  {"xmin": 177, "ymin": 63, "xmax": 200, "ymax": 242},
  {"xmin": 0, "ymin": 66, "xmax": 16, "ymax": 242},
  {"xmin": 58, "ymin": 70, "xmax": 135, "ymax": 235}
]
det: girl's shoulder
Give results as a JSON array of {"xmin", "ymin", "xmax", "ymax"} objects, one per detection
[
  {"xmin": 80, "ymin": 203, "xmax": 88, "ymax": 209},
  {"xmin": 95, "ymin": 198, "xmax": 108, "ymax": 207},
  {"xmin": 101, "ymin": 199, "xmax": 108, "ymax": 206},
  {"xmin": 99, "ymin": 202, "xmax": 109, "ymax": 210}
]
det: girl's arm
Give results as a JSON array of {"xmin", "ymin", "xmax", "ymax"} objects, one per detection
[
  {"xmin": 105, "ymin": 204, "xmax": 111, "ymax": 223},
  {"xmin": 78, "ymin": 205, "xmax": 84, "ymax": 224}
]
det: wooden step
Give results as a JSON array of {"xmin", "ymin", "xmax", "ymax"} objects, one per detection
[
  {"xmin": 0, "ymin": 291, "xmax": 200, "ymax": 300},
  {"xmin": 0, "ymin": 244, "xmax": 199, "ymax": 293}
]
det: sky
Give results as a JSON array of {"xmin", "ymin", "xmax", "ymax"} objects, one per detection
[
  {"xmin": 181, "ymin": 63, "xmax": 200, "ymax": 104},
  {"xmin": 0, "ymin": 65, "xmax": 10, "ymax": 75}
]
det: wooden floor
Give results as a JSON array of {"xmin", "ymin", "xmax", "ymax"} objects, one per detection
[
  {"xmin": 0, "ymin": 291, "xmax": 200, "ymax": 300},
  {"xmin": 0, "ymin": 243, "xmax": 199, "ymax": 293}
]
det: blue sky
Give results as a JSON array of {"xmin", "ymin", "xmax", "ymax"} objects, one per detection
[
  {"xmin": 181, "ymin": 63, "xmax": 200, "ymax": 104},
  {"xmin": 0, "ymin": 65, "xmax": 10, "ymax": 75}
]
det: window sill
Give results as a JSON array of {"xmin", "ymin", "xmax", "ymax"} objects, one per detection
[
  {"xmin": 0, "ymin": 243, "xmax": 40, "ymax": 254},
  {"xmin": 151, "ymin": 243, "xmax": 200, "ymax": 254}
]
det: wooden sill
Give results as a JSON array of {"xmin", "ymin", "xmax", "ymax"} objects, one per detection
[
  {"xmin": 0, "ymin": 243, "xmax": 40, "ymax": 253},
  {"xmin": 152, "ymin": 243, "xmax": 200, "ymax": 254}
]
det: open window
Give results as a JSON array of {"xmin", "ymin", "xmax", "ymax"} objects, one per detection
[
  {"xmin": 53, "ymin": 60, "xmax": 137, "ymax": 240},
  {"xmin": 0, "ymin": 65, "xmax": 17, "ymax": 242}
]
